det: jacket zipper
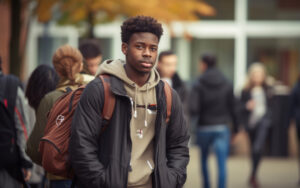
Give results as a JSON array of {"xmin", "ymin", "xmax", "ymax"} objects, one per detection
[
  {"xmin": 124, "ymin": 97, "xmax": 132, "ymax": 187},
  {"xmin": 153, "ymin": 98, "xmax": 164, "ymax": 188},
  {"xmin": 111, "ymin": 90, "xmax": 132, "ymax": 187}
]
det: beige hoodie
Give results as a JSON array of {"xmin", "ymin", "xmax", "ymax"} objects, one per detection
[{"xmin": 97, "ymin": 59, "xmax": 160, "ymax": 188}]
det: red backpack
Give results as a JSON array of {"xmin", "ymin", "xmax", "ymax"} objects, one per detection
[{"xmin": 39, "ymin": 75, "xmax": 172, "ymax": 178}]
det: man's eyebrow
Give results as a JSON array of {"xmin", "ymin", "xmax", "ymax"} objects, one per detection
[
  {"xmin": 134, "ymin": 41, "xmax": 158, "ymax": 46},
  {"xmin": 134, "ymin": 42, "xmax": 145, "ymax": 45}
]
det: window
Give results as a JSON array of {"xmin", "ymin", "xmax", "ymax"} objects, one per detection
[
  {"xmin": 38, "ymin": 36, "xmax": 68, "ymax": 66},
  {"xmin": 247, "ymin": 38, "xmax": 300, "ymax": 86},
  {"xmin": 248, "ymin": 0, "xmax": 300, "ymax": 20},
  {"xmin": 200, "ymin": 0, "xmax": 235, "ymax": 20}
]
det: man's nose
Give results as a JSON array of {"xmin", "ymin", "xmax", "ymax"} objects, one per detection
[{"xmin": 143, "ymin": 48, "xmax": 151, "ymax": 57}]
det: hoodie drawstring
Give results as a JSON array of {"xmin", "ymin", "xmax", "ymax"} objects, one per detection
[
  {"xmin": 144, "ymin": 83, "xmax": 150, "ymax": 127},
  {"xmin": 133, "ymin": 84, "xmax": 138, "ymax": 118},
  {"xmin": 132, "ymin": 83, "xmax": 150, "ymax": 127}
]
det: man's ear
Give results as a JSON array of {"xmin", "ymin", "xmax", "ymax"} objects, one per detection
[{"xmin": 121, "ymin": 43, "xmax": 128, "ymax": 55}]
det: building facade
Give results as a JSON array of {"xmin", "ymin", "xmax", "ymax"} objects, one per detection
[{"xmin": 26, "ymin": 0, "xmax": 300, "ymax": 91}]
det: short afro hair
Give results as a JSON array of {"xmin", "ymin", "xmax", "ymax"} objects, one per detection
[{"xmin": 121, "ymin": 16, "xmax": 163, "ymax": 43}]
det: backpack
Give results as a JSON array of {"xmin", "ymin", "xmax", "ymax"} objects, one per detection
[
  {"xmin": 0, "ymin": 74, "xmax": 21, "ymax": 169},
  {"xmin": 39, "ymin": 75, "xmax": 172, "ymax": 178}
]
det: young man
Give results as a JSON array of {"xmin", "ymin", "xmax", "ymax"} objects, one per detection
[
  {"xmin": 79, "ymin": 40, "xmax": 102, "ymax": 76},
  {"xmin": 189, "ymin": 54, "xmax": 238, "ymax": 188},
  {"xmin": 70, "ymin": 16, "xmax": 190, "ymax": 188},
  {"xmin": 157, "ymin": 51, "xmax": 187, "ymax": 102}
]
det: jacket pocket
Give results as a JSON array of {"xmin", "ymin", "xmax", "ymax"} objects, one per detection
[
  {"xmin": 158, "ymin": 164, "xmax": 179, "ymax": 188},
  {"xmin": 102, "ymin": 162, "xmax": 128, "ymax": 188},
  {"xmin": 99, "ymin": 168, "xmax": 106, "ymax": 187}
]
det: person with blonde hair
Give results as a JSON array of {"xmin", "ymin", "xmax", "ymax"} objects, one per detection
[
  {"xmin": 240, "ymin": 63, "xmax": 273, "ymax": 188},
  {"xmin": 26, "ymin": 44, "xmax": 93, "ymax": 188}
]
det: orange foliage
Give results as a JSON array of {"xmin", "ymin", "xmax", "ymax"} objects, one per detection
[{"xmin": 35, "ymin": 0, "xmax": 215, "ymax": 24}]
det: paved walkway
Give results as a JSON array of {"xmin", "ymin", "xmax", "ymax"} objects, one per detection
[{"xmin": 185, "ymin": 146, "xmax": 299, "ymax": 188}]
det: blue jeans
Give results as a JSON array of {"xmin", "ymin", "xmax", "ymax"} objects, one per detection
[
  {"xmin": 49, "ymin": 180, "xmax": 72, "ymax": 188},
  {"xmin": 197, "ymin": 126, "xmax": 230, "ymax": 188}
]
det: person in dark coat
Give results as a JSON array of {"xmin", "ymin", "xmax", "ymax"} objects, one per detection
[
  {"xmin": 189, "ymin": 54, "xmax": 238, "ymax": 188},
  {"xmin": 157, "ymin": 51, "xmax": 187, "ymax": 103},
  {"xmin": 69, "ymin": 16, "xmax": 189, "ymax": 188},
  {"xmin": 0, "ymin": 57, "xmax": 33, "ymax": 188},
  {"xmin": 289, "ymin": 77, "xmax": 300, "ymax": 185},
  {"xmin": 240, "ymin": 63, "xmax": 273, "ymax": 188}
]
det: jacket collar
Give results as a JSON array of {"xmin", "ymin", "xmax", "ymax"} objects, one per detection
[{"xmin": 109, "ymin": 75, "xmax": 128, "ymax": 97}]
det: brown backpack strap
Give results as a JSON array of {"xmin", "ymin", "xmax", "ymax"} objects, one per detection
[
  {"xmin": 162, "ymin": 81, "xmax": 172, "ymax": 123},
  {"xmin": 99, "ymin": 75, "xmax": 115, "ymax": 122}
]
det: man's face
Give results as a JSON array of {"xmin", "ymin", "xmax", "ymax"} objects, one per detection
[
  {"xmin": 85, "ymin": 55, "xmax": 102, "ymax": 75},
  {"xmin": 122, "ymin": 32, "xmax": 159, "ymax": 74},
  {"xmin": 199, "ymin": 61, "xmax": 207, "ymax": 73},
  {"xmin": 157, "ymin": 55, "xmax": 177, "ymax": 78}
]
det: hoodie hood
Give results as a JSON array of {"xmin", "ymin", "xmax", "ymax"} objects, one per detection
[
  {"xmin": 199, "ymin": 68, "xmax": 227, "ymax": 87},
  {"xmin": 96, "ymin": 59, "xmax": 160, "ymax": 91}
]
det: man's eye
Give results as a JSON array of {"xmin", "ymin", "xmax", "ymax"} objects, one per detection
[
  {"xmin": 136, "ymin": 45, "xmax": 143, "ymax": 49},
  {"xmin": 151, "ymin": 47, "xmax": 157, "ymax": 52}
]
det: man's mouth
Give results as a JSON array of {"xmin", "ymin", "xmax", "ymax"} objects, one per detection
[{"xmin": 140, "ymin": 61, "xmax": 153, "ymax": 68}]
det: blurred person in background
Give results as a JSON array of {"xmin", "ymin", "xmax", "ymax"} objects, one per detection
[
  {"xmin": 240, "ymin": 63, "xmax": 273, "ymax": 188},
  {"xmin": 157, "ymin": 50, "xmax": 187, "ymax": 103},
  {"xmin": 189, "ymin": 54, "xmax": 239, "ymax": 188},
  {"xmin": 25, "ymin": 64, "xmax": 59, "ymax": 188},
  {"xmin": 289, "ymin": 76, "xmax": 300, "ymax": 185},
  {"xmin": 79, "ymin": 39, "xmax": 102, "ymax": 76},
  {"xmin": 0, "ymin": 57, "xmax": 32, "ymax": 188},
  {"xmin": 26, "ymin": 45, "xmax": 92, "ymax": 188}
]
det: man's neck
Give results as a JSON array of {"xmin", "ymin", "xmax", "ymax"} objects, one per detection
[{"xmin": 124, "ymin": 64, "xmax": 150, "ymax": 87}]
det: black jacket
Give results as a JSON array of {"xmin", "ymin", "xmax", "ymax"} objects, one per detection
[
  {"xmin": 69, "ymin": 76, "xmax": 190, "ymax": 188},
  {"xmin": 290, "ymin": 80, "xmax": 300, "ymax": 125},
  {"xmin": 172, "ymin": 73, "xmax": 187, "ymax": 103},
  {"xmin": 239, "ymin": 85, "xmax": 273, "ymax": 129},
  {"xmin": 189, "ymin": 68, "xmax": 238, "ymax": 133}
]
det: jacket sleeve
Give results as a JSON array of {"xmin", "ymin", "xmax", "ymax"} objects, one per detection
[
  {"xmin": 240, "ymin": 90, "xmax": 250, "ymax": 113},
  {"xmin": 227, "ymin": 84, "xmax": 239, "ymax": 134},
  {"xmin": 15, "ymin": 87, "xmax": 32, "ymax": 169},
  {"xmin": 26, "ymin": 94, "xmax": 52, "ymax": 165},
  {"xmin": 69, "ymin": 79, "xmax": 106, "ymax": 188},
  {"xmin": 238, "ymin": 90, "xmax": 251, "ymax": 128},
  {"xmin": 188, "ymin": 82, "xmax": 201, "ymax": 116},
  {"xmin": 289, "ymin": 85, "xmax": 298, "ymax": 120},
  {"xmin": 166, "ymin": 90, "xmax": 190, "ymax": 187},
  {"xmin": 288, "ymin": 84, "xmax": 300, "ymax": 128}
]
